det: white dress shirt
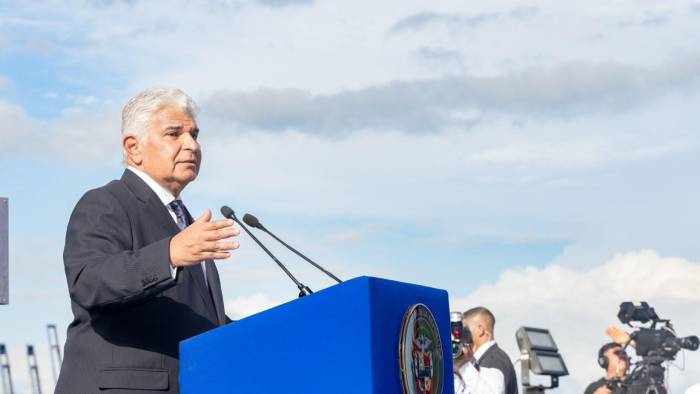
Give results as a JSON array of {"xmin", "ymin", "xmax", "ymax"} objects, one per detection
[
  {"xmin": 127, "ymin": 166, "xmax": 207, "ymax": 285},
  {"xmin": 454, "ymin": 340, "xmax": 505, "ymax": 394}
]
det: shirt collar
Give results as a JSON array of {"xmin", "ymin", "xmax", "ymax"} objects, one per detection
[
  {"xmin": 127, "ymin": 166, "xmax": 180, "ymax": 206},
  {"xmin": 474, "ymin": 339, "xmax": 496, "ymax": 361}
]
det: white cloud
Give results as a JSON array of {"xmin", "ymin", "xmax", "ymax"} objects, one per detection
[
  {"xmin": 0, "ymin": 0, "xmax": 698, "ymax": 173},
  {"xmin": 225, "ymin": 292, "xmax": 280, "ymax": 320},
  {"xmin": 0, "ymin": 102, "xmax": 32, "ymax": 152},
  {"xmin": 65, "ymin": 94, "xmax": 99, "ymax": 105},
  {"xmin": 192, "ymin": 95, "xmax": 698, "ymax": 220},
  {"xmin": 9, "ymin": 0, "xmax": 697, "ymax": 98},
  {"xmin": 450, "ymin": 250, "xmax": 700, "ymax": 394},
  {"xmin": 0, "ymin": 99, "xmax": 120, "ymax": 162},
  {"xmin": 41, "ymin": 109, "xmax": 121, "ymax": 162},
  {"xmin": 318, "ymin": 225, "xmax": 379, "ymax": 246},
  {"xmin": 198, "ymin": 55, "xmax": 700, "ymax": 136},
  {"xmin": 59, "ymin": 106, "xmax": 86, "ymax": 116}
]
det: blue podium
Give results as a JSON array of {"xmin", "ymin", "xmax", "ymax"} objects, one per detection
[{"xmin": 180, "ymin": 276, "xmax": 454, "ymax": 393}]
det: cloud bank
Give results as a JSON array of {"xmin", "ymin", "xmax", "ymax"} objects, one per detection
[{"xmin": 203, "ymin": 56, "xmax": 700, "ymax": 135}]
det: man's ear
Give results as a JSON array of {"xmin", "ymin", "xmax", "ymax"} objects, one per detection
[
  {"xmin": 123, "ymin": 135, "xmax": 142, "ymax": 165},
  {"xmin": 477, "ymin": 324, "xmax": 486, "ymax": 338}
]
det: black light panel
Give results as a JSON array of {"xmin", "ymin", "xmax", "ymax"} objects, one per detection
[
  {"xmin": 528, "ymin": 331, "xmax": 556, "ymax": 349},
  {"xmin": 534, "ymin": 352, "xmax": 568, "ymax": 376}
]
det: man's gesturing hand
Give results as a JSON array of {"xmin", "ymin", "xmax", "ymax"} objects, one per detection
[{"xmin": 169, "ymin": 209, "xmax": 240, "ymax": 266}]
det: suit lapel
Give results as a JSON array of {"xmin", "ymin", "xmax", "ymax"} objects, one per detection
[
  {"xmin": 185, "ymin": 265, "xmax": 218, "ymax": 321},
  {"xmin": 205, "ymin": 260, "xmax": 226, "ymax": 325},
  {"xmin": 121, "ymin": 169, "xmax": 219, "ymax": 322},
  {"xmin": 121, "ymin": 170, "xmax": 181, "ymax": 236},
  {"xmin": 181, "ymin": 205, "xmax": 220, "ymax": 322}
]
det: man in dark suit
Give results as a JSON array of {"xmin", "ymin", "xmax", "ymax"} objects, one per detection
[
  {"xmin": 462, "ymin": 306, "xmax": 519, "ymax": 394},
  {"xmin": 56, "ymin": 88, "xmax": 239, "ymax": 393}
]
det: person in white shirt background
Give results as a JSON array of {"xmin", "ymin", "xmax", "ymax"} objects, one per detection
[{"xmin": 453, "ymin": 307, "xmax": 513, "ymax": 394}]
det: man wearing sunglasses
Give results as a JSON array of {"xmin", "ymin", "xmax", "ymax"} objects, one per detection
[{"xmin": 584, "ymin": 342, "xmax": 629, "ymax": 394}]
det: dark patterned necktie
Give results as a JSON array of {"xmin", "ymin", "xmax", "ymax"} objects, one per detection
[{"xmin": 168, "ymin": 200, "xmax": 189, "ymax": 230}]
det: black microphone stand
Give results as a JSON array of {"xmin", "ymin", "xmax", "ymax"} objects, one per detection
[
  {"xmin": 221, "ymin": 207, "xmax": 312, "ymax": 297},
  {"xmin": 254, "ymin": 221, "xmax": 342, "ymax": 284}
]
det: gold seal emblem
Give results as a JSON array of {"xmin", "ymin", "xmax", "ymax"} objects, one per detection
[{"xmin": 399, "ymin": 303, "xmax": 444, "ymax": 394}]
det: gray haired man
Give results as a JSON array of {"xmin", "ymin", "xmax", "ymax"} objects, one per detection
[{"xmin": 56, "ymin": 88, "xmax": 239, "ymax": 393}]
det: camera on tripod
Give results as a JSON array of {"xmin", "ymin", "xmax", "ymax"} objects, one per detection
[{"xmin": 613, "ymin": 302, "xmax": 698, "ymax": 394}]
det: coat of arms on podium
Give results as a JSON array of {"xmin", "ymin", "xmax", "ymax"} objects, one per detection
[{"xmin": 399, "ymin": 303, "xmax": 444, "ymax": 394}]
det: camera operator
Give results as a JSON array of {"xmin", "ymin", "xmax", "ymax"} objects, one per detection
[
  {"xmin": 453, "ymin": 322, "xmax": 504, "ymax": 394},
  {"xmin": 590, "ymin": 302, "xmax": 699, "ymax": 394},
  {"xmin": 584, "ymin": 342, "xmax": 629, "ymax": 394},
  {"xmin": 453, "ymin": 307, "xmax": 517, "ymax": 394}
]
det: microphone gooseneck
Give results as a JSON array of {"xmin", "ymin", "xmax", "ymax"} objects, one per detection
[
  {"xmin": 220, "ymin": 206, "xmax": 313, "ymax": 297},
  {"xmin": 242, "ymin": 213, "xmax": 342, "ymax": 284}
]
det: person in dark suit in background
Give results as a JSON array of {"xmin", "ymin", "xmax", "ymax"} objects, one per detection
[
  {"xmin": 463, "ymin": 306, "xmax": 519, "ymax": 394},
  {"xmin": 55, "ymin": 87, "xmax": 240, "ymax": 393}
]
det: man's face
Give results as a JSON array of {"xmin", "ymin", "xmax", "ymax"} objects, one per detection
[
  {"xmin": 605, "ymin": 346, "xmax": 628, "ymax": 378},
  {"xmin": 138, "ymin": 106, "xmax": 201, "ymax": 194}
]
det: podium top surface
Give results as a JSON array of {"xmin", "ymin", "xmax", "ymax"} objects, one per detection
[{"xmin": 234, "ymin": 275, "xmax": 448, "ymax": 320}]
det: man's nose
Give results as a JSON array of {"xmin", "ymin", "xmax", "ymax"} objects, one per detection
[{"xmin": 182, "ymin": 133, "xmax": 200, "ymax": 151}]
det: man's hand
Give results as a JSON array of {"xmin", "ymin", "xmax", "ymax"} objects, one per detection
[
  {"xmin": 453, "ymin": 344, "xmax": 474, "ymax": 371},
  {"xmin": 606, "ymin": 327, "xmax": 632, "ymax": 346},
  {"xmin": 169, "ymin": 209, "xmax": 240, "ymax": 266},
  {"xmin": 463, "ymin": 343, "xmax": 474, "ymax": 362}
]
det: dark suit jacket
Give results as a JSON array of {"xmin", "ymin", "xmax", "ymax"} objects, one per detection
[
  {"xmin": 478, "ymin": 342, "xmax": 519, "ymax": 394},
  {"xmin": 55, "ymin": 170, "xmax": 227, "ymax": 393}
]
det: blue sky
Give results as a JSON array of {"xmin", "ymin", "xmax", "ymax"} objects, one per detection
[{"xmin": 1, "ymin": 1, "xmax": 700, "ymax": 392}]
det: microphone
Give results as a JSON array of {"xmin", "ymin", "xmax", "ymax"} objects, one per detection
[
  {"xmin": 242, "ymin": 213, "xmax": 342, "ymax": 284},
  {"xmin": 220, "ymin": 206, "xmax": 313, "ymax": 297}
]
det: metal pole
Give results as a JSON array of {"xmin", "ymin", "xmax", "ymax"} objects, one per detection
[
  {"xmin": 521, "ymin": 351, "xmax": 546, "ymax": 394},
  {"xmin": 46, "ymin": 325, "xmax": 62, "ymax": 385},
  {"xmin": 0, "ymin": 197, "xmax": 8, "ymax": 306},
  {"xmin": 520, "ymin": 349, "xmax": 531, "ymax": 387},
  {"xmin": 26, "ymin": 345, "xmax": 41, "ymax": 394},
  {"xmin": 0, "ymin": 344, "xmax": 14, "ymax": 394}
]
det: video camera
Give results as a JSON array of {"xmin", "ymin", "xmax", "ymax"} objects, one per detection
[
  {"xmin": 612, "ymin": 302, "xmax": 698, "ymax": 394},
  {"xmin": 618, "ymin": 302, "xmax": 698, "ymax": 358},
  {"xmin": 450, "ymin": 312, "xmax": 473, "ymax": 359}
]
